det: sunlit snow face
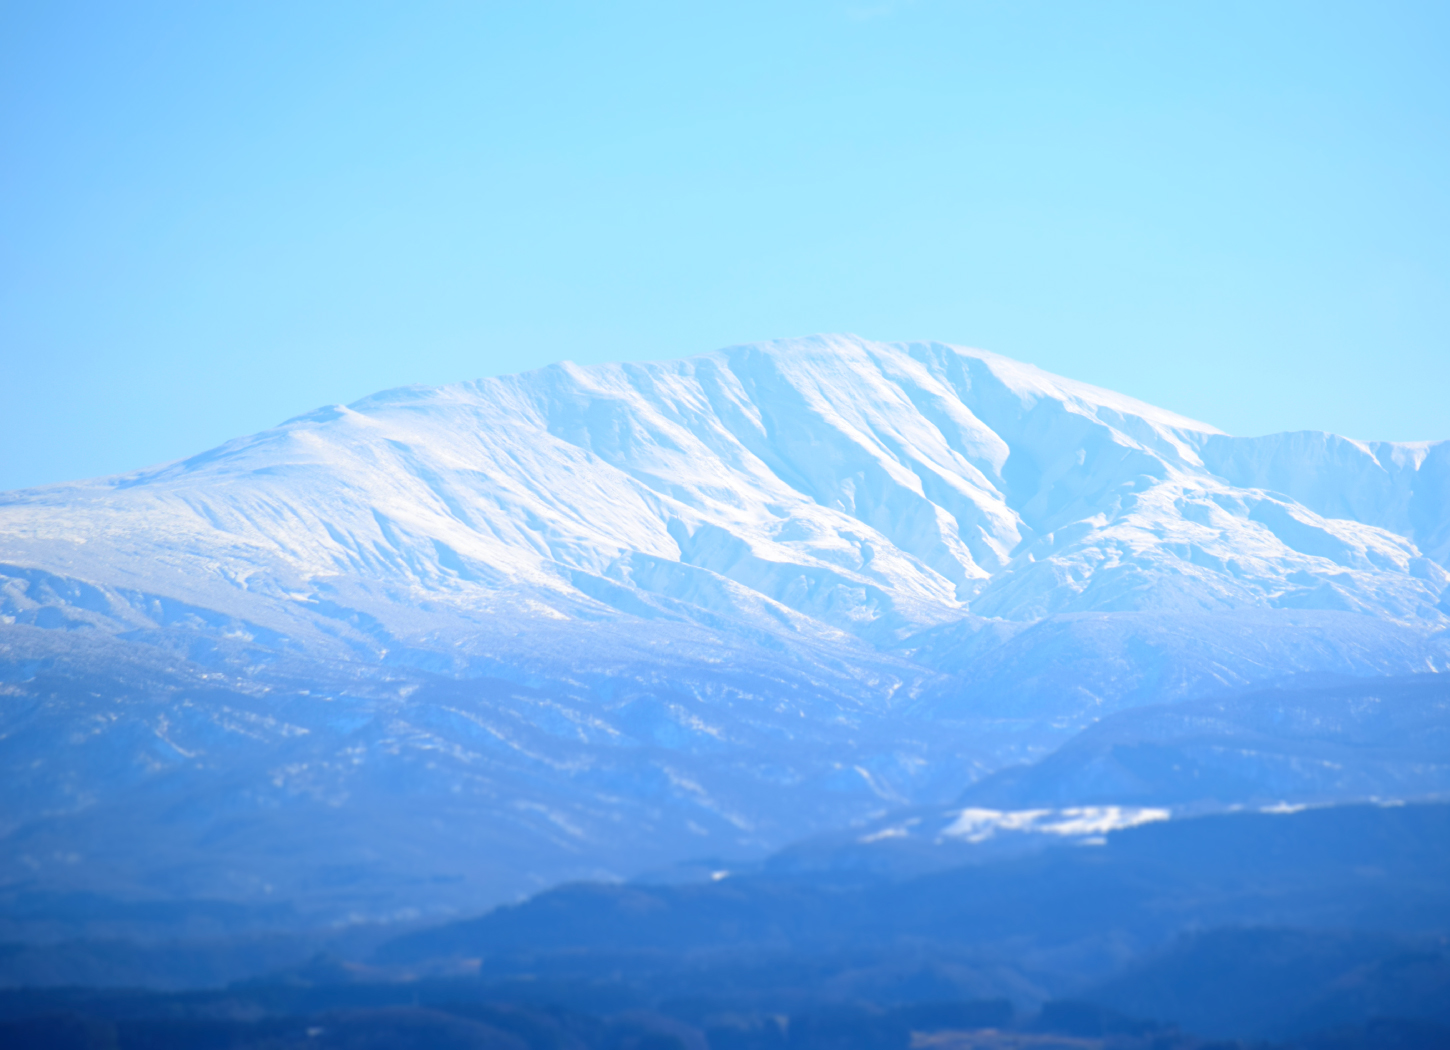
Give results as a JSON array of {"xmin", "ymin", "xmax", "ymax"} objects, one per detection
[{"xmin": 933, "ymin": 805, "xmax": 1171, "ymax": 845}]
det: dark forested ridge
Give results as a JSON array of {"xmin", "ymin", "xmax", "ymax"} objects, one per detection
[{"xmin": 3, "ymin": 802, "xmax": 1448, "ymax": 1049}]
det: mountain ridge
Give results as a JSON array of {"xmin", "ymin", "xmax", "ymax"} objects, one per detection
[{"xmin": 4, "ymin": 335, "xmax": 1446, "ymax": 643}]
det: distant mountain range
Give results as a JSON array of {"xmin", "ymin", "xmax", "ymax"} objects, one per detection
[
  {"xmin": 372, "ymin": 800, "xmax": 1450, "ymax": 1043},
  {"xmin": 6, "ymin": 801, "xmax": 1447, "ymax": 1045},
  {"xmin": 2, "ymin": 335, "xmax": 1447, "ymax": 925}
]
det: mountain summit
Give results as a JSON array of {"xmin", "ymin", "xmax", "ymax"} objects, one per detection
[{"xmin": 2, "ymin": 335, "xmax": 1448, "ymax": 920}]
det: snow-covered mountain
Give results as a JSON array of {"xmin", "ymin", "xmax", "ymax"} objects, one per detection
[
  {"xmin": 1, "ymin": 335, "xmax": 1447, "ymax": 925},
  {"xmin": 5, "ymin": 335, "xmax": 1446, "ymax": 641}
]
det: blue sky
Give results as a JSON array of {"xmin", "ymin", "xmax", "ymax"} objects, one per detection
[{"xmin": 3, "ymin": 1, "xmax": 1448, "ymax": 490}]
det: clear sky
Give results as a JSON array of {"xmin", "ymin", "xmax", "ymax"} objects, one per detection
[{"xmin": 3, "ymin": 1, "xmax": 1448, "ymax": 491}]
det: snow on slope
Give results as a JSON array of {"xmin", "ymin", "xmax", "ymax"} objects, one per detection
[
  {"xmin": 1, "ymin": 335, "xmax": 1445, "ymax": 648},
  {"xmin": 1197, "ymin": 430, "xmax": 1450, "ymax": 567}
]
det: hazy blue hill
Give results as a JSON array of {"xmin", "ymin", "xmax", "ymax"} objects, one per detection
[
  {"xmin": 1088, "ymin": 928, "xmax": 1450, "ymax": 1041},
  {"xmin": 377, "ymin": 802, "xmax": 1450, "ymax": 977},
  {"xmin": 956, "ymin": 672, "xmax": 1450, "ymax": 809},
  {"xmin": 1, "ymin": 803, "xmax": 1446, "ymax": 1045}
]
